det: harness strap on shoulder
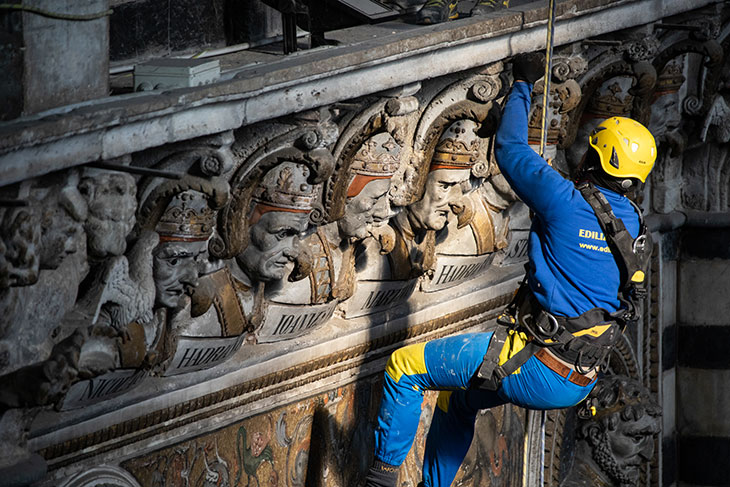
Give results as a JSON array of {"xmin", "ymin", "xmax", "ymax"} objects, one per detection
[{"xmin": 576, "ymin": 182, "xmax": 649, "ymax": 293}]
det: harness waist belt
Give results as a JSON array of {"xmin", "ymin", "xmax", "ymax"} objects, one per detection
[{"xmin": 534, "ymin": 348, "xmax": 595, "ymax": 387}]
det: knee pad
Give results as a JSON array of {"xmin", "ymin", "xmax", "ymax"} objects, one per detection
[{"xmin": 385, "ymin": 342, "xmax": 427, "ymax": 383}]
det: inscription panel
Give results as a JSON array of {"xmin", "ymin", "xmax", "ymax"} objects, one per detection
[
  {"xmin": 344, "ymin": 279, "xmax": 418, "ymax": 319},
  {"xmin": 164, "ymin": 335, "xmax": 244, "ymax": 376},
  {"xmin": 499, "ymin": 233, "xmax": 529, "ymax": 267},
  {"xmin": 258, "ymin": 301, "xmax": 338, "ymax": 343},
  {"xmin": 423, "ymin": 253, "xmax": 495, "ymax": 292},
  {"xmin": 62, "ymin": 369, "xmax": 149, "ymax": 410}
]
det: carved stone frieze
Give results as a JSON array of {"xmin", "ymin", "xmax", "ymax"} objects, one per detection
[
  {"xmin": 649, "ymin": 58, "xmax": 688, "ymax": 213},
  {"xmin": 622, "ymin": 37, "xmax": 662, "ymax": 64},
  {"xmin": 62, "ymin": 173, "xmax": 231, "ymax": 404},
  {"xmin": 1, "ymin": 6, "xmax": 727, "ymax": 486},
  {"xmin": 195, "ymin": 118, "xmax": 337, "ymax": 347},
  {"xmin": 552, "ymin": 55, "xmax": 589, "ymax": 83},
  {"xmin": 528, "ymin": 77, "xmax": 582, "ymax": 163},
  {"xmin": 134, "ymin": 131, "xmax": 236, "ymax": 179}
]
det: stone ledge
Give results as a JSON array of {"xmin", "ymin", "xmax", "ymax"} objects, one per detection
[
  {"xmin": 28, "ymin": 285, "xmax": 514, "ymax": 471},
  {"xmin": 0, "ymin": 0, "xmax": 716, "ymax": 186}
]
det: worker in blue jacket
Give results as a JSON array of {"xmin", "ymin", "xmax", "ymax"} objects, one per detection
[{"xmin": 363, "ymin": 53, "xmax": 657, "ymax": 487}]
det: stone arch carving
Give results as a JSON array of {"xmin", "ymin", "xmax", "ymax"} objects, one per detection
[
  {"xmin": 326, "ymin": 97, "xmax": 411, "ymax": 223},
  {"xmin": 561, "ymin": 43, "xmax": 658, "ymax": 177},
  {"xmin": 564, "ymin": 61, "xmax": 649, "ymax": 149},
  {"xmin": 407, "ymin": 70, "xmax": 503, "ymax": 206},
  {"xmin": 525, "ymin": 52, "xmax": 585, "ymax": 167},
  {"xmin": 136, "ymin": 175, "xmax": 230, "ymax": 235},
  {"xmin": 657, "ymin": 21, "xmax": 724, "ymax": 117},
  {"xmin": 213, "ymin": 126, "xmax": 336, "ymax": 260}
]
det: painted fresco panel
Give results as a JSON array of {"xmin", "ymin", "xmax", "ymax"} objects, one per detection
[{"xmin": 122, "ymin": 374, "xmax": 525, "ymax": 487}]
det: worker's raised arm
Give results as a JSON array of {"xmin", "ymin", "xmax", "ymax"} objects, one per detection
[{"xmin": 495, "ymin": 56, "xmax": 574, "ymax": 220}]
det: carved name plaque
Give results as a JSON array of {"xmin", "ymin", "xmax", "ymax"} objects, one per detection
[
  {"xmin": 498, "ymin": 232, "xmax": 529, "ymax": 267},
  {"xmin": 257, "ymin": 301, "xmax": 338, "ymax": 343},
  {"xmin": 344, "ymin": 279, "xmax": 418, "ymax": 319},
  {"xmin": 163, "ymin": 335, "xmax": 244, "ymax": 376},
  {"xmin": 423, "ymin": 253, "xmax": 496, "ymax": 292},
  {"xmin": 61, "ymin": 369, "xmax": 149, "ymax": 410}
]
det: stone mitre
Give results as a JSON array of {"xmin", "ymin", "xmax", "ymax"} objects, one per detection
[
  {"xmin": 155, "ymin": 190, "xmax": 217, "ymax": 242},
  {"xmin": 346, "ymin": 132, "xmax": 401, "ymax": 198},
  {"xmin": 430, "ymin": 119, "xmax": 480, "ymax": 171}
]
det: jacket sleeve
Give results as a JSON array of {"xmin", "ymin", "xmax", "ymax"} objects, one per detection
[{"xmin": 494, "ymin": 82, "xmax": 575, "ymax": 221}]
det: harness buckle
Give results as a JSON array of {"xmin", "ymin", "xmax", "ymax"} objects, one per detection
[
  {"xmin": 633, "ymin": 233, "xmax": 647, "ymax": 253},
  {"xmin": 535, "ymin": 311, "xmax": 560, "ymax": 338}
]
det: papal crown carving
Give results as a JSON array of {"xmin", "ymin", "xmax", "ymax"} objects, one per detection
[
  {"xmin": 586, "ymin": 81, "xmax": 633, "ymax": 118},
  {"xmin": 156, "ymin": 190, "xmax": 216, "ymax": 241},
  {"xmin": 431, "ymin": 120, "xmax": 480, "ymax": 169},
  {"xmin": 655, "ymin": 62, "xmax": 685, "ymax": 94},
  {"xmin": 252, "ymin": 161, "xmax": 317, "ymax": 211},
  {"xmin": 351, "ymin": 132, "xmax": 401, "ymax": 177}
]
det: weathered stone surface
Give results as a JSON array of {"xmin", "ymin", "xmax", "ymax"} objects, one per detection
[
  {"xmin": 677, "ymin": 367, "xmax": 730, "ymax": 437},
  {"xmin": 0, "ymin": 0, "xmax": 109, "ymax": 120},
  {"xmin": 678, "ymin": 259, "xmax": 730, "ymax": 326},
  {"xmin": 0, "ymin": 2, "xmax": 727, "ymax": 487},
  {"xmin": 0, "ymin": 0, "xmax": 721, "ymax": 186}
]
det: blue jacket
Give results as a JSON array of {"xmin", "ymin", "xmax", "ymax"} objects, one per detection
[{"xmin": 495, "ymin": 82, "xmax": 640, "ymax": 317}]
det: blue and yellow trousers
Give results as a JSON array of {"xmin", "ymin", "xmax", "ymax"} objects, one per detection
[{"xmin": 373, "ymin": 332, "xmax": 596, "ymax": 487}]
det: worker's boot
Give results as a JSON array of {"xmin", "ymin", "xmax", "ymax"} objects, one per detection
[
  {"xmin": 364, "ymin": 460, "xmax": 399, "ymax": 487},
  {"xmin": 416, "ymin": 0, "xmax": 459, "ymax": 24},
  {"xmin": 470, "ymin": 0, "xmax": 509, "ymax": 16}
]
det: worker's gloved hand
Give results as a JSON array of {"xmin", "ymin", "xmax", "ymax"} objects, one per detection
[
  {"xmin": 364, "ymin": 461, "xmax": 399, "ymax": 487},
  {"xmin": 512, "ymin": 52, "xmax": 546, "ymax": 84}
]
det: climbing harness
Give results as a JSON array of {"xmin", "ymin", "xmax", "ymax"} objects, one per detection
[
  {"xmin": 474, "ymin": 184, "xmax": 651, "ymax": 391},
  {"xmin": 576, "ymin": 181, "xmax": 652, "ymax": 297}
]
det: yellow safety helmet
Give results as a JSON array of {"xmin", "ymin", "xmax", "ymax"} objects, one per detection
[{"xmin": 588, "ymin": 117, "xmax": 657, "ymax": 183}]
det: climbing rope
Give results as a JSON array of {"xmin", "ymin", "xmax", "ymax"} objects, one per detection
[
  {"xmin": 539, "ymin": 0, "xmax": 557, "ymax": 158},
  {"xmin": 537, "ymin": 2, "xmax": 558, "ymax": 485}
]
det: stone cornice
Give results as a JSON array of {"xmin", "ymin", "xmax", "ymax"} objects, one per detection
[{"xmin": 0, "ymin": 0, "xmax": 718, "ymax": 187}]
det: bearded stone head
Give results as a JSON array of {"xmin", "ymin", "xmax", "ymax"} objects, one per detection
[
  {"xmin": 0, "ymin": 206, "xmax": 41, "ymax": 288},
  {"xmin": 38, "ymin": 178, "xmax": 87, "ymax": 271},
  {"xmin": 575, "ymin": 375, "xmax": 662, "ymax": 487},
  {"xmin": 78, "ymin": 168, "xmax": 137, "ymax": 260}
]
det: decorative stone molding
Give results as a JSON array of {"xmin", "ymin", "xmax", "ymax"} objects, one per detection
[
  {"xmin": 58, "ymin": 466, "xmax": 142, "ymax": 487},
  {"xmin": 0, "ymin": 3, "xmax": 726, "ymax": 486}
]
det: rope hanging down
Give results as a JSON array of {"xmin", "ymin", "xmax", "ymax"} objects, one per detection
[
  {"xmin": 539, "ymin": 0, "xmax": 558, "ymax": 158},
  {"xmin": 537, "ymin": 2, "xmax": 558, "ymax": 486}
]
